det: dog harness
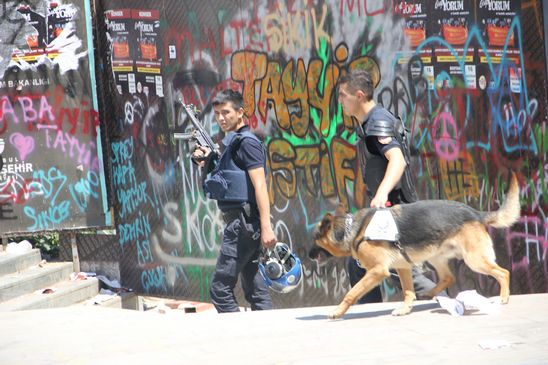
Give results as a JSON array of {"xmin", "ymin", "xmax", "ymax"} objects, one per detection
[
  {"xmin": 364, "ymin": 209, "xmax": 399, "ymax": 241},
  {"xmin": 353, "ymin": 209, "xmax": 415, "ymax": 265}
]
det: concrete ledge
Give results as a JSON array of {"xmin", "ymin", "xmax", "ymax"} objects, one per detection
[{"xmin": 0, "ymin": 249, "xmax": 41, "ymax": 276}]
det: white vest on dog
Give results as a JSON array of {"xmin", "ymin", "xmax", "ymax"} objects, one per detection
[{"xmin": 364, "ymin": 209, "xmax": 399, "ymax": 241}]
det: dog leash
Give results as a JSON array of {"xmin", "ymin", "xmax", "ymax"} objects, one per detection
[{"xmin": 394, "ymin": 240, "xmax": 415, "ymax": 265}]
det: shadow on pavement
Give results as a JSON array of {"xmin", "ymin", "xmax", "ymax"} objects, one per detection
[{"xmin": 295, "ymin": 302, "xmax": 440, "ymax": 321}]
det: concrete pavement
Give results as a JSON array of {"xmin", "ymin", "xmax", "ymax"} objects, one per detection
[{"xmin": 1, "ymin": 293, "xmax": 547, "ymax": 365}]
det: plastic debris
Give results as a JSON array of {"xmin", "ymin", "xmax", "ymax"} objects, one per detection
[
  {"xmin": 70, "ymin": 272, "xmax": 95, "ymax": 281},
  {"xmin": 456, "ymin": 290, "xmax": 500, "ymax": 314},
  {"xmin": 96, "ymin": 275, "xmax": 122, "ymax": 289},
  {"xmin": 435, "ymin": 290, "xmax": 499, "ymax": 316},
  {"xmin": 86, "ymin": 289, "xmax": 117, "ymax": 305},
  {"xmin": 6, "ymin": 240, "xmax": 33, "ymax": 254},
  {"xmin": 435, "ymin": 295, "xmax": 465, "ymax": 316}
]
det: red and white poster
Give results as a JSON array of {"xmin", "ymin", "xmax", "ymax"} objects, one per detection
[
  {"xmin": 431, "ymin": 0, "xmax": 476, "ymax": 89},
  {"xmin": 132, "ymin": 9, "xmax": 163, "ymax": 97},
  {"xmin": 477, "ymin": 0, "xmax": 521, "ymax": 93},
  {"xmin": 105, "ymin": 9, "xmax": 135, "ymax": 94},
  {"xmin": 393, "ymin": 0, "xmax": 434, "ymax": 89}
]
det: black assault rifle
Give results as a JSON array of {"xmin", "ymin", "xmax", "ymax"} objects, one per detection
[{"xmin": 173, "ymin": 104, "xmax": 220, "ymax": 163}]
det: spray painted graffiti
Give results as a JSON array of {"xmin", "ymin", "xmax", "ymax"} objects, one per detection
[
  {"xmin": 0, "ymin": 0, "xmax": 109, "ymax": 233},
  {"xmin": 100, "ymin": 0, "xmax": 547, "ymax": 307}
]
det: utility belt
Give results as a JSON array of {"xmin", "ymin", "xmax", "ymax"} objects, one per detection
[{"xmin": 221, "ymin": 203, "xmax": 260, "ymax": 224}]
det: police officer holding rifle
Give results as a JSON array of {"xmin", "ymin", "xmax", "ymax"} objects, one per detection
[{"xmin": 182, "ymin": 89, "xmax": 277, "ymax": 313}]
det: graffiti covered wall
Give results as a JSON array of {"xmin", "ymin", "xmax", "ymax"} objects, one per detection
[
  {"xmin": 0, "ymin": 0, "xmax": 110, "ymax": 234},
  {"xmin": 98, "ymin": 0, "xmax": 548, "ymax": 307}
]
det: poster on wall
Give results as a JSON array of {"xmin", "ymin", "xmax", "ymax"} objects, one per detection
[
  {"xmin": 430, "ymin": 0, "xmax": 476, "ymax": 89},
  {"xmin": 394, "ymin": 0, "xmax": 435, "ymax": 89},
  {"xmin": 105, "ymin": 9, "xmax": 136, "ymax": 94},
  {"xmin": 477, "ymin": 0, "xmax": 521, "ymax": 93},
  {"xmin": 0, "ymin": 0, "xmax": 110, "ymax": 234},
  {"xmin": 11, "ymin": 2, "xmax": 78, "ymax": 64},
  {"xmin": 104, "ymin": 9, "xmax": 163, "ymax": 97},
  {"xmin": 133, "ymin": 9, "xmax": 163, "ymax": 97}
]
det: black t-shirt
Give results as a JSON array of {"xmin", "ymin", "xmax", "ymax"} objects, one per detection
[{"xmin": 233, "ymin": 125, "xmax": 265, "ymax": 171}]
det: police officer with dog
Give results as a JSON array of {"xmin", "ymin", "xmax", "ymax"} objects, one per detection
[
  {"xmin": 338, "ymin": 69, "xmax": 436, "ymax": 303},
  {"xmin": 191, "ymin": 89, "xmax": 277, "ymax": 313}
]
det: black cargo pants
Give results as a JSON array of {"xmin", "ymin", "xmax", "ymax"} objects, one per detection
[{"xmin": 210, "ymin": 211, "xmax": 273, "ymax": 312}]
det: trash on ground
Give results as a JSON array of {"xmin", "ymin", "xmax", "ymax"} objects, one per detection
[
  {"xmin": 33, "ymin": 287, "xmax": 56, "ymax": 295},
  {"xmin": 6, "ymin": 240, "xmax": 33, "ymax": 254},
  {"xmin": 70, "ymin": 272, "xmax": 95, "ymax": 281},
  {"xmin": 96, "ymin": 275, "xmax": 123, "ymax": 290},
  {"xmin": 85, "ymin": 289, "xmax": 117, "ymax": 305},
  {"xmin": 435, "ymin": 290, "xmax": 500, "ymax": 316},
  {"xmin": 435, "ymin": 295, "xmax": 465, "ymax": 316}
]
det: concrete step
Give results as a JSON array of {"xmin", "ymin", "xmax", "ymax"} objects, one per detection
[
  {"xmin": 0, "ymin": 277, "xmax": 100, "ymax": 312},
  {"xmin": 0, "ymin": 249, "xmax": 42, "ymax": 276},
  {"xmin": 0, "ymin": 262, "xmax": 73, "ymax": 302}
]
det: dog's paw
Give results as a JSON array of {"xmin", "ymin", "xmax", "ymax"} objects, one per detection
[
  {"xmin": 391, "ymin": 305, "xmax": 412, "ymax": 316},
  {"xmin": 328, "ymin": 309, "xmax": 344, "ymax": 320},
  {"xmin": 500, "ymin": 296, "xmax": 509, "ymax": 305},
  {"xmin": 328, "ymin": 303, "xmax": 350, "ymax": 319}
]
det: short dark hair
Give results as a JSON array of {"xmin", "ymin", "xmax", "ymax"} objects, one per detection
[
  {"xmin": 338, "ymin": 69, "xmax": 375, "ymax": 101},
  {"xmin": 212, "ymin": 89, "xmax": 244, "ymax": 110}
]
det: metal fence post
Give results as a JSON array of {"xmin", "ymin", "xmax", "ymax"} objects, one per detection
[{"xmin": 71, "ymin": 233, "xmax": 80, "ymax": 273}]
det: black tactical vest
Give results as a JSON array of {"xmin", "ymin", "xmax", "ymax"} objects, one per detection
[
  {"xmin": 356, "ymin": 106, "xmax": 418, "ymax": 203},
  {"xmin": 203, "ymin": 131, "xmax": 262, "ymax": 208}
]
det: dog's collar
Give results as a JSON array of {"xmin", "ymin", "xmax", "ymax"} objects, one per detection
[{"xmin": 344, "ymin": 214, "xmax": 353, "ymax": 239}]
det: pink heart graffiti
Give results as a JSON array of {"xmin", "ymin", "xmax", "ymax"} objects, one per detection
[{"xmin": 9, "ymin": 133, "xmax": 35, "ymax": 161}]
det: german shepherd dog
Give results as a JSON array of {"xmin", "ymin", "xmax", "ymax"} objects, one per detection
[{"xmin": 312, "ymin": 173, "xmax": 520, "ymax": 319}]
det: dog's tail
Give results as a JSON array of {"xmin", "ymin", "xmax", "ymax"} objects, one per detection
[{"xmin": 484, "ymin": 172, "xmax": 521, "ymax": 228}]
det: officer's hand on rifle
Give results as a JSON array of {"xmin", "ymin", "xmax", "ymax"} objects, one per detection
[{"xmin": 191, "ymin": 145, "xmax": 211, "ymax": 168}]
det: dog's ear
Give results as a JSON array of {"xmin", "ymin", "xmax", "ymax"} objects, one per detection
[
  {"xmin": 319, "ymin": 213, "xmax": 334, "ymax": 236},
  {"xmin": 333, "ymin": 211, "xmax": 347, "ymax": 240},
  {"xmin": 333, "ymin": 204, "xmax": 348, "ymax": 235},
  {"xmin": 334, "ymin": 203, "xmax": 347, "ymax": 218}
]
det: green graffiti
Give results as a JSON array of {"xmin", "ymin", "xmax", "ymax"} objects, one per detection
[
  {"xmin": 187, "ymin": 265, "xmax": 215, "ymax": 302},
  {"xmin": 534, "ymin": 124, "xmax": 548, "ymax": 155}
]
